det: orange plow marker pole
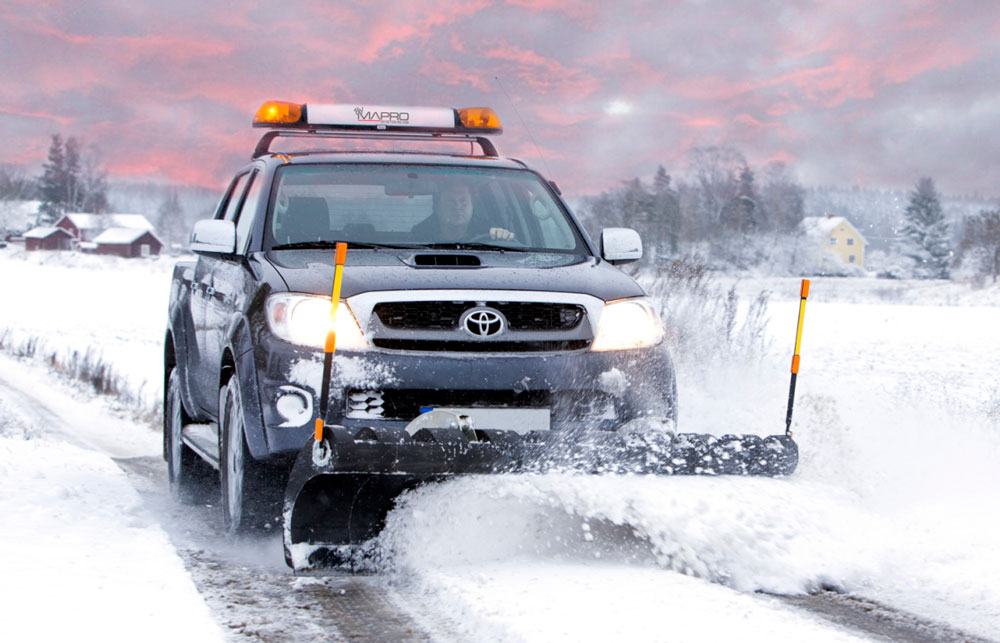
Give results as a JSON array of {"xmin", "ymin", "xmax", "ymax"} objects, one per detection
[
  {"xmin": 785, "ymin": 279, "xmax": 809, "ymax": 437},
  {"xmin": 316, "ymin": 243, "xmax": 348, "ymax": 440}
]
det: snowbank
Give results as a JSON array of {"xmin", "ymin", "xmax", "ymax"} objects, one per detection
[
  {"xmin": 0, "ymin": 249, "xmax": 179, "ymax": 414},
  {"xmin": 0, "ymin": 400, "xmax": 222, "ymax": 641}
]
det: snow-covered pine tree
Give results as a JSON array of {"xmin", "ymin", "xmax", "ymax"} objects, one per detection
[
  {"xmin": 37, "ymin": 134, "xmax": 109, "ymax": 224},
  {"xmin": 38, "ymin": 134, "xmax": 67, "ymax": 224},
  {"xmin": 900, "ymin": 177, "xmax": 951, "ymax": 279},
  {"xmin": 652, "ymin": 165, "xmax": 681, "ymax": 253}
]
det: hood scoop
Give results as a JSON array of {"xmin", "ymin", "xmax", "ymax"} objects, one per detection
[{"xmin": 411, "ymin": 254, "xmax": 481, "ymax": 267}]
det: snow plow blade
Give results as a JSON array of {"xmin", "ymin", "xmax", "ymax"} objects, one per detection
[{"xmin": 283, "ymin": 421, "xmax": 798, "ymax": 571}]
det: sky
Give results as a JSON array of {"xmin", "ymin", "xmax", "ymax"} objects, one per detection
[{"xmin": 1, "ymin": 0, "xmax": 999, "ymax": 198}]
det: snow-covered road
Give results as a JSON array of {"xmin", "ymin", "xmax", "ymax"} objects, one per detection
[
  {"xmin": 3, "ymin": 352, "xmax": 990, "ymax": 642},
  {"xmin": 1, "ymin": 250, "xmax": 998, "ymax": 642}
]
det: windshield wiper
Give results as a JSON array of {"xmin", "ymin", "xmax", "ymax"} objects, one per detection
[
  {"xmin": 270, "ymin": 240, "xmax": 418, "ymax": 250},
  {"xmin": 422, "ymin": 242, "xmax": 531, "ymax": 252}
]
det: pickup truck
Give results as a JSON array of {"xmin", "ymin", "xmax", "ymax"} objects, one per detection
[{"xmin": 163, "ymin": 101, "xmax": 678, "ymax": 537}]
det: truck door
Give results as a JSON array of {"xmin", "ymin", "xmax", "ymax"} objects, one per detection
[
  {"xmin": 205, "ymin": 170, "xmax": 263, "ymax": 411},
  {"xmin": 190, "ymin": 171, "xmax": 252, "ymax": 416}
]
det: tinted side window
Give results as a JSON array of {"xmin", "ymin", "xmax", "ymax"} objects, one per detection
[
  {"xmin": 219, "ymin": 173, "xmax": 250, "ymax": 222},
  {"xmin": 235, "ymin": 171, "xmax": 262, "ymax": 252}
]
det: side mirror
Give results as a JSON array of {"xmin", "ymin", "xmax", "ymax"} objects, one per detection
[
  {"xmin": 190, "ymin": 219, "xmax": 236, "ymax": 255},
  {"xmin": 601, "ymin": 228, "xmax": 642, "ymax": 264}
]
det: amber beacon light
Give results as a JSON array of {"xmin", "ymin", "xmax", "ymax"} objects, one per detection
[
  {"xmin": 254, "ymin": 101, "xmax": 304, "ymax": 126},
  {"xmin": 457, "ymin": 107, "xmax": 502, "ymax": 131}
]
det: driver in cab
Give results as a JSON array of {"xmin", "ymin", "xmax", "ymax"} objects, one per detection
[{"xmin": 412, "ymin": 184, "xmax": 515, "ymax": 242}]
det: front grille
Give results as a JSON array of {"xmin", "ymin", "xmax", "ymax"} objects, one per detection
[
  {"xmin": 372, "ymin": 339, "xmax": 590, "ymax": 352},
  {"xmin": 373, "ymin": 301, "xmax": 584, "ymax": 331},
  {"xmin": 499, "ymin": 302, "xmax": 583, "ymax": 330},
  {"xmin": 374, "ymin": 301, "xmax": 468, "ymax": 330}
]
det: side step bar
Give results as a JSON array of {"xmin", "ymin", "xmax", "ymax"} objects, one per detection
[{"xmin": 182, "ymin": 423, "xmax": 220, "ymax": 470}]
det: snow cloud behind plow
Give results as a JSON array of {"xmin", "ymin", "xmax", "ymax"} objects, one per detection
[
  {"xmin": 375, "ymin": 295, "xmax": 1000, "ymax": 641},
  {"xmin": 376, "ymin": 473, "xmax": 875, "ymax": 641},
  {"xmin": 379, "ymin": 473, "xmax": 871, "ymax": 594}
]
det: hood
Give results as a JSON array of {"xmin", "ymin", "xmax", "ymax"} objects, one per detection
[{"xmin": 261, "ymin": 249, "xmax": 645, "ymax": 301}]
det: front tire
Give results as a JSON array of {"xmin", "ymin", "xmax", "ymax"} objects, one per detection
[
  {"xmin": 164, "ymin": 368, "xmax": 215, "ymax": 504},
  {"xmin": 219, "ymin": 373, "xmax": 280, "ymax": 536}
]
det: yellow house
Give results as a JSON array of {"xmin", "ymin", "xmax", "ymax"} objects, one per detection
[{"xmin": 800, "ymin": 214, "xmax": 867, "ymax": 269}]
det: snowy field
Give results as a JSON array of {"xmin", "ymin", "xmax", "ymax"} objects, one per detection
[{"xmin": 1, "ymin": 248, "xmax": 999, "ymax": 641}]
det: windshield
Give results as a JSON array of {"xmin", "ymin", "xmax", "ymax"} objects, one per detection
[{"xmin": 264, "ymin": 164, "xmax": 586, "ymax": 253}]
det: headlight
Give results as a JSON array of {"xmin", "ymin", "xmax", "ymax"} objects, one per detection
[
  {"xmin": 265, "ymin": 293, "xmax": 368, "ymax": 351},
  {"xmin": 591, "ymin": 297, "xmax": 663, "ymax": 352}
]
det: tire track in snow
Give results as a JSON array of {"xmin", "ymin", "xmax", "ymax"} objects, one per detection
[
  {"xmin": 115, "ymin": 454, "xmax": 433, "ymax": 643},
  {"xmin": 774, "ymin": 592, "xmax": 996, "ymax": 643}
]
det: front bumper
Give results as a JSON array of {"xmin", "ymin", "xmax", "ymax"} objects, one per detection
[{"xmin": 253, "ymin": 336, "xmax": 676, "ymax": 456}]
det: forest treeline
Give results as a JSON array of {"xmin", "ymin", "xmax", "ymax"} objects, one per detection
[{"xmin": 2, "ymin": 138, "xmax": 998, "ymax": 282}]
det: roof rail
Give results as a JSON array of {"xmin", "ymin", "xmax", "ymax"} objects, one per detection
[{"xmin": 252, "ymin": 130, "xmax": 499, "ymax": 159}]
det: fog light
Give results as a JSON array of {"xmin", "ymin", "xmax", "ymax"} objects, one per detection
[
  {"xmin": 275, "ymin": 386, "xmax": 312, "ymax": 427},
  {"xmin": 346, "ymin": 390, "xmax": 385, "ymax": 419}
]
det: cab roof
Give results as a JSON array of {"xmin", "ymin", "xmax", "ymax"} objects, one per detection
[{"xmin": 259, "ymin": 150, "xmax": 529, "ymax": 170}]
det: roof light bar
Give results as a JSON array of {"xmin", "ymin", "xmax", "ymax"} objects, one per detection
[{"xmin": 252, "ymin": 101, "xmax": 502, "ymax": 134}]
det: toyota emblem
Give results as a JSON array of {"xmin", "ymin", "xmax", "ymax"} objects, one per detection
[{"xmin": 461, "ymin": 307, "xmax": 506, "ymax": 337}]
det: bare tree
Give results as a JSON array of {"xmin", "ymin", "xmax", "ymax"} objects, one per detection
[
  {"xmin": 0, "ymin": 165, "xmax": 39, "ymax": 234},
  {"xmin": 759, "ymin": 161, "xmax": 805, "ymax": 233},
  {"xmin": 687, "ymin": 146, "xmax": 746, "ymax": 239},
  {"xmin": 156, "ymin": 190, "xmax": 188, "ymax": 250},
  {"xmin": 0, "ymin": 164, "xmax": 36, "ymax": 202},
  {"xmin": 959, "ymin": 209, "xmax": 1000, "ymax": 282},
  {"xmin": 79, "ymin": 144, "xmax": 109, "ymax": 214}
]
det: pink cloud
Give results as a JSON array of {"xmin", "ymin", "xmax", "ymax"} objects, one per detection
[
  {"xmin": 766, "ymin": 98, "xmax": 801, "ymax": 117},
  {"xmin": 359, "ymin": 20, "xmax": 421, "ymax": 62},
  {"xmin": 760, "ymin": 4, "xmax": 983, "ymax": 110},
  {"xmin": 663, "ymin": 76, "xmax": 755, "ymax": 103},
  {"xmin": 0, "ymin": 106, "xmax": 74, "ymax": 126},
  {"xmin": 421, "ymin": 61, "xmax": 494, "ymax": 92},
  {"xmin": 685, "ymin": 117, "xmax": 721, "ymax": 129},
  {"xmin": 880, "ymin": 40, "xmax": 975, "ymax": 85},
  {"xmin": 108, "ymin": 157, "xmax": 221, "ymax": 188},
  {"xmin": 733, "ymin": 113, "xmax": 765, "ymax": 130},
  {"xmin": 767, "ymin": 150, "xmax": 797, "ymax": 165},
  {"xmin": 483, "ymin": 42, "xmax": 600, "ymax": 97},
  {"xmin": 1, "ymin": 0, "xmax": 997, "ymax": 196},
  {"xmin": 356, "ymin": 0, "xmax": 491, "ymax": 62},
  {"xmin": 105, "ymin": 141, "xmax": 245, "ymax": 189},
  {"xmin": 530, "ymin": 104, "xmax": 591, "ymax": 127},
  {"xmin": 503, "ymin": 0, "xmax": 602, "ymax": 23},
  {"xmin": 7, "ymin": 15, "xmax": 234, "ymax": 61}
]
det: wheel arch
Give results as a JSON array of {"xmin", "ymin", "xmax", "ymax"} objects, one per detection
[{"xmin": 220, "ymin": 342, "xmax": 271, "ymax": 461}]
